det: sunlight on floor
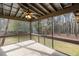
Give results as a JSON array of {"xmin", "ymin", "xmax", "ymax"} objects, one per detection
[{"xmin": 0, "ymin": 40, "xmax": 66, "ymax": 56}]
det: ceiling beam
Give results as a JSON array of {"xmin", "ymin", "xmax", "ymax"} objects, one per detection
[
  {"xmin": 31, "ymin": 3, "xmax": 48, "ymax": 14},
  {"xmin": 33, "ymin": 4, "xmax": 79, "ymax": 21},
  {"xmin": 36, "ymin": 3, "xmax": 49, "ymax": 14},
  {"xmin": 49, "ymin": 3, "xmax": 58, "ymax": 11},
  {"xmin": 39, "ymin": 3, "xmax": 51, "ymax": 13},
  {"xmin": 9, "ymin": 3, "xmax": 13, "ymax": 16},
  {"xmin": 15, "ymin": 7, "xmax": 20, "ymax": 16},
  {"xmin": 0, "ymin": 14, "xmax": 29, "ymax": 21},
  {"xmin": 2, "ymin": 3, "xmax": 4, "ymax": 15},
  {"xmin": 40, "ymin": 3, "xmax": 56, "ymax": 13},
  {"xmin": 60, "ymin": 3, "xmax": 64, "ymax": 9},
  {"xmin": 48, "ymin": 3, "xmax": 58, "ymax": 12},
  {"xmin": 61, "ymin": 3, "xmax": 72, "ymax": 8}
]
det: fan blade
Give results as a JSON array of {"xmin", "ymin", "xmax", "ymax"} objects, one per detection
[{"xmin": 32, "ymin": 15, "xmax": 38, "ymax": 19}]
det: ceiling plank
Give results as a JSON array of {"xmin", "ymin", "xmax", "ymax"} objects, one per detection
[
  {"xmin": 33, "ymin": 4, "xmax": 79, "ymax": 21},
  {"xmin": 36, "ymin": 3, "xmax": 49, "ymax": 14},
  {"xmin": 19, "ymin": 3, "xmax": 42, "ymax": 16},
  {"xmin": 31, "ymin": 3, "xmax": 48, "ymax": 14},
  {"xmin": 48, "ymin": 3, "xmax": 56, "ymax": 12},
  {"xmin": 40, "ymin": 3, "xmax": 56, "ymax": 13},
  {"xmin": 27, "ymin": 3, "xmax": 45, "ymax": 15},
  {"xmin": 40, "ymin": 3, "xmax": 51, "ymax": 13}
]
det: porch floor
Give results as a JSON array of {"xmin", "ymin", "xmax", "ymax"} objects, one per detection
[{"xmin": 0, "ymin": 40, "xmax": 66, "ymax": 56}]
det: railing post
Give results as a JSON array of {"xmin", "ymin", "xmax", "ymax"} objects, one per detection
[
  {"xmin": 38, "ymin": 20, "xmax": 40, "ymax": 43},
  {"xmin": 52, "ymin": 17, "xmax": 54, "ymax": 48},
  {"xmin": 30, "ymin": 21, "xmax": 32, "ymax": 40}
]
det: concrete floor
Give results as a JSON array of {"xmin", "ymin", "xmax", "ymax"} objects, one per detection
[{"xmin": 0, "ymin": 40, "xmax": 66, "ymax": 56}]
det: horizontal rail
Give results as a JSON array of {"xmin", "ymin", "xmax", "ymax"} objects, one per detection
[
  {"xmin": 0, "ymin": 33, "xmax": 79, "ymax": 45},
  {"xmin": 31, "ymin": 33, "xmax": 79, "ymax": 45},
  {"xmin": 0, "ymin": 33, "xmax": 29, "ymax": 38}
]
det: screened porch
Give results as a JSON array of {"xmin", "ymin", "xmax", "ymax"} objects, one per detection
[{"xmin": 0, "ymin": 3, "xmax": 79, "ymax": 56}]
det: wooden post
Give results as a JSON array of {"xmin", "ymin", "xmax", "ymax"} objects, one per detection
[
  {"xmin": 52, "ymin": 17, "xmax": 54, "ymax": 48},
  {"xmin": 38, "ymin": 20, "xmax": 40, "ymax": 42},
  {"xmin": 30, "ymin": 21, "xmax": 32, "ymax": 40},
  {"xmin": 1, "ymin": 19, "xmax": 9, "ymax": 46}
]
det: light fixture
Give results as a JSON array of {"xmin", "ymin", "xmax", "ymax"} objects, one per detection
[{"xmin": 25, "ymin": 14, "xmax": 32, "ymax": 19}]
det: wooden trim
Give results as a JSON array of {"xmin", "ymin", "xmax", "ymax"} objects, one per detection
[{"xmin": 0, "ymin": 14, "xmax": 29, "ymax": 21}]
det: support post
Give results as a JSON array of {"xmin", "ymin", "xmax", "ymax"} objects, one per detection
[
  {"xmin": 30, "ymin": 21, "xmax": 32, "ymax": 40},
  {"xmin": 38, "ymin": 20, "xmax": 40, "ymax": 42},
  {"xmin": 52, "ymin": 17, "xmax": 54, "ymax": 48},
  {"xmin": 1, "ymin": 19, "xmax": 9, "ymax": 46}
]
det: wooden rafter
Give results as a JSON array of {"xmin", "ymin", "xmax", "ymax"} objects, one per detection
[
  {"xmin": 30, "ymin": 3, "xmax": 48, "ymax": 14},
  {"xmin": 19, "ymin": 3, "xmax": 42, "ymax": 16},
  {"xmin": 4, "ymin": 4, "xmax": 19, "ymax": 9},
  {"xmin": 48, "ymin": 3, "xmax": 56, "ymax": 12},
  {"xmin": 22, "ymin": 3, "xmax": 44, "ymax": 15},
  {"xmin": 9, "ymin": 3, "xmax": 13, "ymax": 16},
  {"xmin": 15, "ymin": 7, "xmax": 20, "ymax": 16},
  {"xmin": 2, "ymin": 3, "xmax": 4, "ymax": 15},
  {"xmin": 39, "ymin": 3, "xmax": 51, "ymax": 13},
  {"xmin": 40, "ymin": 3, "xmax": 56, "ymax": 13},
  {"xmin": 33, "ymin": 4, "xmax": 79, "ymax": 21},
  {"xmin": 27, "ymin": 3, "xmax": 45, "ymax": 15},
  {"xmin": 36, "ymin": 3, "xmax": 49, "ymax": 14},
  {"xmin": 49, "ymin": 3, "xmax": 58, "ymax": 11},
  {"xmin": 60, "ymin": 3, "xmax": 64, "ymax": 9}
]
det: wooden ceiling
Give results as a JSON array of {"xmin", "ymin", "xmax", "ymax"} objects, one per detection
[{"xmin": 0, "ymin": 3, "xmax": 79, "ymax": 22}]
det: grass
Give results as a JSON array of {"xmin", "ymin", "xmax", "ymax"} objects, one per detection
[
  {"xmin": 4, "ymin": 35, "xmax": 30, "ymax": 45},
  {"xmin": 54, "ymin": 40, "xmax": 79, "ymax": 56}
]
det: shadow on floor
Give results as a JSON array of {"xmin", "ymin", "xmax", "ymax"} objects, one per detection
[{"xmin": 0, "ymin": 48, "xmax": 6, "ymax": 56}]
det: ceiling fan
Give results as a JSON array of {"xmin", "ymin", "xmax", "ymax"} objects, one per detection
[
  {"xmin": 19, "ymin": 3, "xmax": 40, "ymax": 20},
  {"xmin": 23, "ymin": 9, "xmax": 38, "ymax": 20}
]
